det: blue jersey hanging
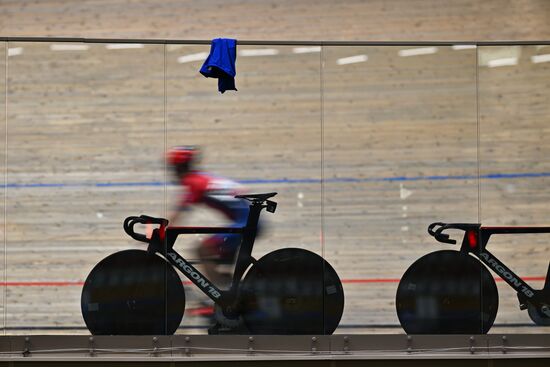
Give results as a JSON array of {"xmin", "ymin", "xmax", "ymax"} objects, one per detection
[{"xmin": 200, "ymin": 38, "xmax": 237, "ymax": 93}]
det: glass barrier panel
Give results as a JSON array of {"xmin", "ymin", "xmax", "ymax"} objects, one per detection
[
  {"xmin": 166, "ymin": 44, "xmax": 323, "ymax": 334},
  {"xmin": 5, "ymin": 42, "xmax": 165, "ymax": 334},
  {"xmin": 478, "ymin": 45, "xmax": 550, "ymax": 333},
  {"xmin": 4, "ymin": 40, "xmax": 547, "ymax": 337},
  {"xmin": 0, "ymin": 42, "xmax": 6, "ymax": 334},
  {"xmin": 322, "ymin": 45, "xmax": 480, "ymax": 334}
]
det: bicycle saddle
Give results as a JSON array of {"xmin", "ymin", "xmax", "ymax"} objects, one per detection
[{"xmin": 235, "ymin": 192, "xmax": 277, "ymax": 202}]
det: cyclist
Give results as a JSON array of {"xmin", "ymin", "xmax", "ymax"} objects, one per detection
[{"xmin": 165, "ymin": 146, "xmax": 252, "ymax": 288}]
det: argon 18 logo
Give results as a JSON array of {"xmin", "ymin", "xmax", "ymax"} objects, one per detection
[
  {"xmin": 479, "ymin": 252, "xmax": 534, "ymax": 298},
  {"xmin": 167, "ymin": 252, "xmax": 221, "ymax": 299}
]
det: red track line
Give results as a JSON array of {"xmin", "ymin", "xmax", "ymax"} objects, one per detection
[
  {"xmin": 1, "ymin": 281, "xmax": 85, "ymax": 286},
  {"xmin": 0, "ymin": 276, "xmax": 545, "ymax": 287}
]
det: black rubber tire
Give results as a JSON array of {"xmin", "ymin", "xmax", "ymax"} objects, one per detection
[
  {"xmin": 81, "ymin": 250, "xmax": 185, "ymax": 335},
  {"xmin": 396, "ymin": 250, "xmax": 498, "ymax": 334},
  {"xmin": 239, "ymin": 248, "xmax": 344, "ymax": 335}
]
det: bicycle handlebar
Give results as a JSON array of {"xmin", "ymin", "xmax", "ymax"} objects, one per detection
[
  {"xmin": 123, "ymin": 215, "xmax": 168, "ymax": 243},
  {"xmin": 427, "ymin": 222, "xmax": 480, "ymax": 245},
  {"xmin": 427, "ymin": 222, "xmax": 445, "ymax": 237},
  {"xmin": 432, "ymin": 224, "xmax": 457, "ymax": 245}
]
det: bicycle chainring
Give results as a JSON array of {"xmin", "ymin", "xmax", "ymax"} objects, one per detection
[
  {"xmin": 527, "ymin": 303, "xmax": 550, "ymax": 326},
  {"xmin": 214, "ymin": 304, "xmax": 243, "ymax": 329}
]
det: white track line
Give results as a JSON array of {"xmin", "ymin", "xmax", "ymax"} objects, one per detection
[
  {"xmin": 177, "ymin": 52, "xmax": 209, "ymax": 63},
  {"xmin": 50, "ymin": 44, "xmax": 90, "ymax": 51},
  {"xmin": 398, "ymin": 47, "xmax": 438, "ymax": 57},
  {"xmin": 292, "ymin": 46, "xmax": 322, "ymax": 54},
  {"xmin": 105, "ymin": 44, "xmax": 144, "ymax": 50},
  {"xmin": 238, "ymin": 49, "xmax": 279, "ymax": 57},
  {"xmin": 336, "ymin": 54, "xmax": 368, "ymax": 65},
  {"xmin": 532, "ymin": 54, "xmax": 550, "ymax": 64},
  {"xmin": 487, "ymin": 57, "xmax": 518, "ymax": 67},
  {"xmin": 7, "ymin": 47, "xmax": 23, "ymax": 57},
  {"xmin": 452, "ymin": 45, "xmax": 477, "ymax": 50}
]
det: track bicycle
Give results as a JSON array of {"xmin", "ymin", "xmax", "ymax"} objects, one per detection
[
  {"xmin": 81, "ymin": 192, "xmax": 344, "ymax": 335},
  {"xmin": 396, "ymin": 222, "xmax": 550, "ymax": 334}
]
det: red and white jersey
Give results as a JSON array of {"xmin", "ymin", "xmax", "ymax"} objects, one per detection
[{"xmin": 179, "ymin": 171, "xmax": 248, "ymax": 223}]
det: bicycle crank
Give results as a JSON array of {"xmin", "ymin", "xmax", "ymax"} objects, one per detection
[{"xmin": 527, "ymin": 303, "xmax": 550, "ymax": 326}]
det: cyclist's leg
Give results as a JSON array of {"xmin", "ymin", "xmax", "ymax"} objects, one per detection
[{"xmin": 198, "ymin": 234, "xmax": 240, "ymax": 287}]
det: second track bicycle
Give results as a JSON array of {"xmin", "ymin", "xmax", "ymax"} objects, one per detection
[
  {"xmin": 81, "ymin": 192, "xmax": 345, "ymax": 335},
  {"xmin": 396, "ymin": 222, "xmax": 550, "ymax": 334}
]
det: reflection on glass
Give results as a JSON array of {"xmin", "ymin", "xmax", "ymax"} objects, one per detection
[
  {"xmin": 6, "ymin": 42, "xmax": 165, "ymax": 334},
  {"xmin": 322, "ymin": 46, "xmax": 479, "ymax": 333}
]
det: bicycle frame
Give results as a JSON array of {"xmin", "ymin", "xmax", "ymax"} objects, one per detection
[
  {"xmin": 430, "ymin": 223, "xmax": 550, "ymax": 307},
  {"xmin": 152, "ymin": 203, "xmax": 263, "ymax": 309},
  {"xmin": 124, "ymin": 196, "xmax": 275, "ymax": 314}
]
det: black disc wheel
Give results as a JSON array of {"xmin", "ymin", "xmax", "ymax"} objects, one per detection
[
  {"xmin": 239, "ymin": 248, "xmax": 344, "ymax": 335},
  {"xmin": 81, "ymin": 250, "xmax": 185, "ymax": 335},
  {"xmin": 396, "ymin": 250, "xmax": 498, "ymax": 334}
]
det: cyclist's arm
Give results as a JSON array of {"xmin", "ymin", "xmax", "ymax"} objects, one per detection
[
  {"xmin": 167, "ymin": 205, "xmax": 190, "ymax": 226},
  {"xmin": 167, "ymin": 172, "xmax": 207, "ymax": 226}
]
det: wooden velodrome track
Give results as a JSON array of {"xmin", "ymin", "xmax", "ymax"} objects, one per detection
[{"xmin": 0, "ymin": 0, "xmax": 549, "ymax": 335}]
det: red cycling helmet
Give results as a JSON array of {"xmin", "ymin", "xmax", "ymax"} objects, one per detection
[{"xmin": 166, "ymin": 146, "xmax": 200, "ymax": 168}]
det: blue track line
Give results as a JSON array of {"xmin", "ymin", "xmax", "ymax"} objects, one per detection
[{"xmin": 4, "ymin": 171, "xmax": 550, "ymax": 189}]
